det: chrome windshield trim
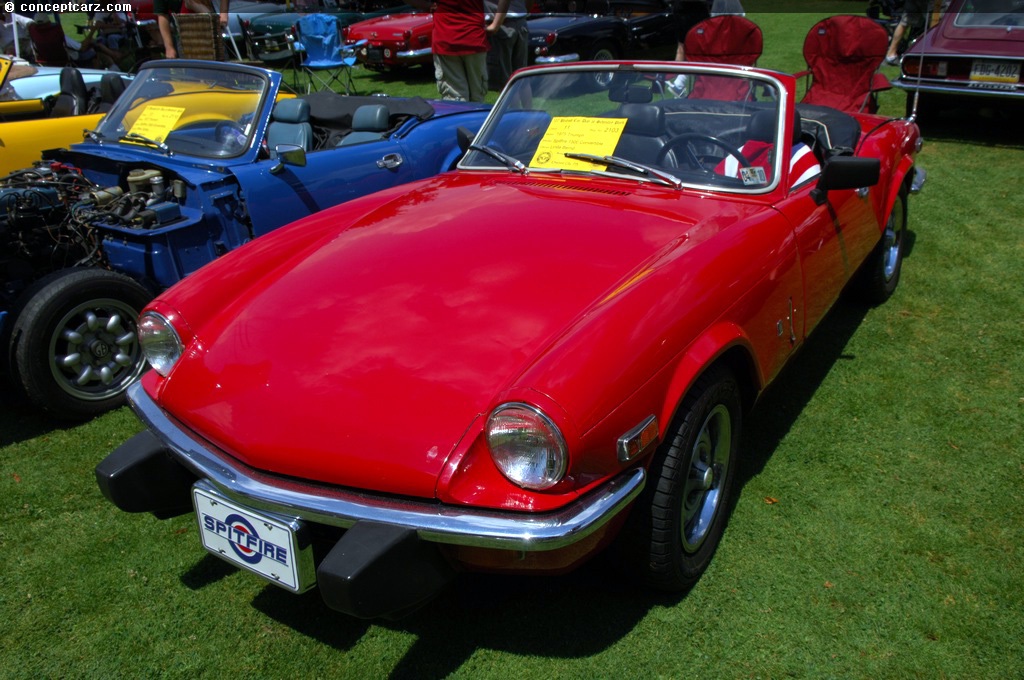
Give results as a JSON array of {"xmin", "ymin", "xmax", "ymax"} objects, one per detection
[{"xmin": 127, "ymin": 382, "xmax": 646, "ymax": 552}]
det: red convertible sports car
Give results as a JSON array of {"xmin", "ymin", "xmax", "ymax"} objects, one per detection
[
  {"xmin": 97, "ymin": 61, "xmax": 924, "ymax": 619},
  {"xmin": 342, "ymin": 11, "xmax": 434, "ymax": 71}
]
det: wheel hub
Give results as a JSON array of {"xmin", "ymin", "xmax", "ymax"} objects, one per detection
[{"xmin": 51, "ymin": 302, "xmax": 142, "ymax": 397}]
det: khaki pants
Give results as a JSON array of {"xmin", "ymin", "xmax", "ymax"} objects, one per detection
[{"xmin": 433, "ymin": 52, "xmax": 488, "ymax": 103}]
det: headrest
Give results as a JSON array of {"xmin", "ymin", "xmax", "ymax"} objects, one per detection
[
  {"xmin": 100, "ymin": 73, "xmax": 126, "ymax": 102},
  {"xmin": 59, "ymin": 67, "xmax": 87, "ymax": 99},
  {"xmin": 352, "ymin": 104, "xmax": 389, "ymax": 132},
  {"xmin": 272, "ymin": 98, "xmax": 311, "ymax": 124},
  {"xmin": 620, "ymin": 104, "xmax": 664, "ymax": 137},
  {"xmin": 748, "ymin": 107, "xmax": 803, "ymax": 146}
]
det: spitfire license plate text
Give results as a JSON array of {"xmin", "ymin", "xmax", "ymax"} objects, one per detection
[{"xmin": 192, "ymin": 482, "xmax": 315, "ymax": 593}]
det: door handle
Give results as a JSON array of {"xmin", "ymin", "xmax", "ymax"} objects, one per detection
[{"xmin": 377, "ymin": 153, "xmax": 403, "ymax": 170}]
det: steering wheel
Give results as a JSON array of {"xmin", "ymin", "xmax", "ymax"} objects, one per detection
[
  {"xmin": 215, "ymin": 121, "xmax": 247, "ymax": 152},
  {"xmin": 656, "ymin": 133, "xmax": 752, "ymax": 175}
]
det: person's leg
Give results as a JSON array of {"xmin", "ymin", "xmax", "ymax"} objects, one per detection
[
  {"xmin": 157, "ymin": 15, "xmax": 176, "ymax": 57},
  {"xmin": 434, "ymin": 53, "xmax": 470, "ymax": 101},
  {"xmin": 464, "ymin": 52, "xmax": 488, "ymax": 103},
  {"xmin": 885, "ymin": 16, "xmax": 907, "ymax": 63}
]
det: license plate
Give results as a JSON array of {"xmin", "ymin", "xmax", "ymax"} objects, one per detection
[
  {"xmin": 969, "ymin": 60, "xmax": 1020, "ymax": 84},
  {"xmin": 192, "ymin": 483, "xmax": 315, "ymax": 593},
  {"xmin": 366, "ymin": 47, "xmax": 384, "ymax": 63}
]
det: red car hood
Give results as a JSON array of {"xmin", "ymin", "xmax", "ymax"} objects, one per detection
[{"xmin": 157, "ymin": 174, "xmax": 755, "ymax": 498}]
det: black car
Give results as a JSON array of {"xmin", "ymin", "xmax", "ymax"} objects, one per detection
[{"xmin": 527, "ymin": 0, "xmax": 710, "ymax": 84}]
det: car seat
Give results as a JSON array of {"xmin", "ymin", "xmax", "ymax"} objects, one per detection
[
  {"xmin": 266, "ymin": 98, "xmax": 313, "ymax": 156},
  {"xmin": 337, "ymin": 104, "xmax": 390, "ymax": 146},
  {"xmin": 93, "ymin": 73, "xmax": 127, "ymax": 114},
  {"xmin": 796, "ymin": 15, "xmax": 891, "ymax": 114},
  {"xmin": 611, "ymin": 104, "xmax": 666, "ymax": 165},
  {"xmin": 49, "ymin": 67, "xmax": 89, "ymax": 118}
]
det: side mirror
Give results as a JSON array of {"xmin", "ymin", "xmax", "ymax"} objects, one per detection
[
  {"xmin": 269, "ymin": 144, "xmax": 307, "ymax": 175},
  {"xmin": 811, "ymin": 156, "xmax": 880, "ymax": 205},
  {"xmin": 456, "ymin": 126, "xmax": 475, "ymax": 155}
]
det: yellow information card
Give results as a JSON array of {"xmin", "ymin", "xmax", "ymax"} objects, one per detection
[
  {"xmin": 128, "ymin": 106, "xmax": 186, "ymax": 143},
  {"xmin": 529, "ymin": 116, "xmax": 628, "ymax": 171}
]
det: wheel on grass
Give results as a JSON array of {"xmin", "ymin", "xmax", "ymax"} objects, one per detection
[
  {"xmin": 10, "ymin": 268, "xmax": 153, "ymax": 420},
  {"xmin": 634, "ymin": 365, "xmax": 742, "ymax": 591},
  {"xmin": 858, "ymin": 189, "xmax": 907, "ymax": 305}
]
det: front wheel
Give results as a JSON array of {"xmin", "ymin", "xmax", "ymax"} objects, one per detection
[
  {"xmin": 635, "ymin": 365, "xmax": 742, "ymax": 591},
  {"xmin": 858, "ymin": 189, "xmax": 907, "ymax": 305},
  {"xmin": 10, "ymin": 268, "xmax": 153, "ymax": 420}
]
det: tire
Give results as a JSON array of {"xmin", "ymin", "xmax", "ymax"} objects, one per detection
[
  {"xmin": 581, "ymin": 41, "xmax": 620, "ymax": 91},
  {"xmin": 10, "ymin": 268, "xmax": 153, "ymax": 420},
  {"xmin": 858, "ymin": 189, "xmax": 907, "ymax": 305},
  {"xmin": 635, "ymin": 365, "xmax": 742, "ymax": 591}
]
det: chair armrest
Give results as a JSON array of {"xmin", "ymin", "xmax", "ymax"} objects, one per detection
[{"xmin": 870, "ymin": 71, "xmax": 892, "ymax": 93}]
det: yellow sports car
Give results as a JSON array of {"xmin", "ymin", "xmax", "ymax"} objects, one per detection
[{"xmin": 0, "ymin": 57, "xmax": 132, "ymax": 174}]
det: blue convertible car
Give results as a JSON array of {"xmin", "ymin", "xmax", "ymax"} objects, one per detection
[{"xmin": 0, "ymin": 59, "xmax": 489, "ymax": 419}]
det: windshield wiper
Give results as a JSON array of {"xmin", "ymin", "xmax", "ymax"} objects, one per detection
[
  {"xmin": 469, "ymin": 143, "xmax": 526, "ymax": 175},
  {"xmin": 563, "ymin": 152, "xmax": 682, "ymax": 189},
  {"xmin": 83, "ymin": 128, "xmax": 106, "ymax": 143},
  {"xmin": 120, "ymin": 132, "xmax": 171, "ymax": 155}
]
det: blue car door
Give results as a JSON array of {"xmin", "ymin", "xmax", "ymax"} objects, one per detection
[{"xmin": 229, "ymin": 138, "xmax": 414, "ymax": 238}]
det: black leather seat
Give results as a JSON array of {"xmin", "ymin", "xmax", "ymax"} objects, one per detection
[
  {"xmin": 49, "ymin": 68, "xmax": 88, "ymax": 118},
  {"xmin": 611, "ymin": 104, "xmax": 667, "ymax": 165}
]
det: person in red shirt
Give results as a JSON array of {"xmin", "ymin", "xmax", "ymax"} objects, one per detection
[{"xmin": 414, "ymin": 0, "xmax": 510, "ymax": 102}]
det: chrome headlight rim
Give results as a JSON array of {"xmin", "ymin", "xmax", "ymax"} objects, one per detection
[
  {"xmin": 137, "ymin": 311, "xmax": 183, "ymax": 377},
  {"xmin": 486, "ymin": 402, "xmax": 569, "ymax": 491}
]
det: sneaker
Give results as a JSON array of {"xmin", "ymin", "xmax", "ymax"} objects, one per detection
[{"xmin": 884, "ymin": 55, "xmax": 899, "ymax": 66}]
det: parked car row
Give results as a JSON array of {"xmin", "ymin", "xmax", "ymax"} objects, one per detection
[{"xmin": 3, "ymin": 7, "xmax": 934, "ymax": 621}]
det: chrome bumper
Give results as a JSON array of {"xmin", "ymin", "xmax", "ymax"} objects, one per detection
[{"xmin": 127, "ymin": 381, "xmax": 646, "ymax": 552}]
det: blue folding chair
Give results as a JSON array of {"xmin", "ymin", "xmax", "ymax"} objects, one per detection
[{"xmin": 296, "ymin": 14, "xmax": 358, "ymax": 95}]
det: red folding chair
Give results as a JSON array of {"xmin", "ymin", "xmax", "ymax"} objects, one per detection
[
  {"xmin": 796, "ymin": 15, "xmax": 892, "ymax": 114},
  {"xmin": 682, "ymin": 15, "xmax": 763, "ymax": 101},
  {"xmin": 28, "ymin": 19, "xmax": 72, "ymax": 67}
]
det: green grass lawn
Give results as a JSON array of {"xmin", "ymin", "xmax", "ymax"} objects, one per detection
[{"xmin": 3, "ymin": 10, "xmax": 1023, "ymax": 679}]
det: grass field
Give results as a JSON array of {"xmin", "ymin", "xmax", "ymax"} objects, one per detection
[{"xmin": 2, "ymin": 9, "xmax": 1023, "ymax": 678}]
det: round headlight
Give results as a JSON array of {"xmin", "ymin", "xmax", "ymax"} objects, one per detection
[
  {"xmin": 138, "ymin": 311, "xmax": 183, "ymax": 377},
  {"xmin": 486, "ymin": 403, "xmax": 568, "ymax": 491}
]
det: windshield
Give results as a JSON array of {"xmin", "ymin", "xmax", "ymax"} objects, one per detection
[
  {"xmin": 954, "ymin": 0, "xmax": 1024, "ymax": 25},
  {"xmin": 460, "ymin": 65, "xmax": 786, "ymax": 192},
  {"xmin": 95, "ymin": 64, "xmax": 270, "ymax": 159}
]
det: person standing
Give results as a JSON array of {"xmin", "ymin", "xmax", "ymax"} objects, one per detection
[
  {"xmin": 885, "ymin": 0, "xmax": 926, "ymax": 65},
  {"xmin": 486, "ymin": 0, "xmax": 529, "ymax": 89},
  {"xmin": 412, "ymin": 0, "xmax": 510, "ymax": 102},
  {"xmin": 0, "ymin": 10, "xmax": 33, "ymax": 57}
]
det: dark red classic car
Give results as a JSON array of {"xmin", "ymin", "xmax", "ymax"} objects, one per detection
[
  {"xmin": 892, "ymin": 0, "xmax": 1024, "ymax": 117},
  {"xmin": 97, "ymin": 62, "xmax": 924, "ymax": 619},
  {"xmin": 343, "ymin": 11, "xmax": 433, "ymax": 70}
]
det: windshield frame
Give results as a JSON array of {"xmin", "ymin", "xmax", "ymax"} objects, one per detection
[
  {"xmin": 94, "ymin": 60, "xmax": 276, "ymax": 162},
  {"xmin": 459, "ymin": 62, "xmax": 792, "ymax": 195}
]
